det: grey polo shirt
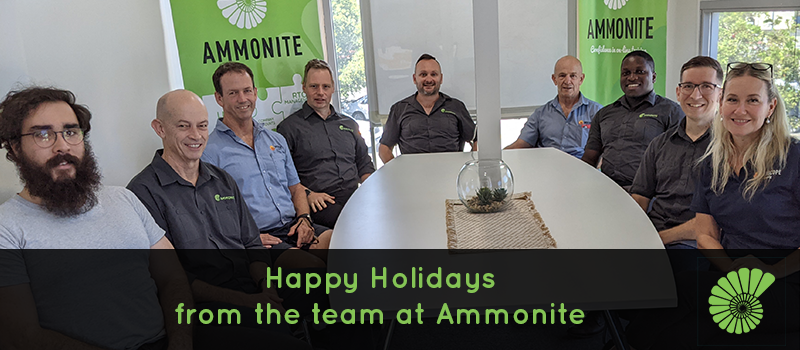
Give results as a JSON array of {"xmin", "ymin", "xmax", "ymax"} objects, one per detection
[
  {"xmin": 127, "ymin": 150, "xmax": 269, "ymax": 292},
  {"xmin": 381, "ymin": 92, "xmax": 476, "ymax": 154},
  {"xmin": 585, "ymin": 91, "xmax": 684, "ymax": 188},
  {"xmin": 277, "ymin": 102, "xmax": 375, "ymax": 197},
  {"xmin": 630, "ymin": 118, "xmax": 711, "ymax": 233}
]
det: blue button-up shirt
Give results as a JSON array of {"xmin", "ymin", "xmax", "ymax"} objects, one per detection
[
  {"xmin": 518, "ymin": 93, "xmax": 602, "ymax": 158},
  {"xmin": 202, "ymin": 119, "xmax": 300, "ymax": 231}
]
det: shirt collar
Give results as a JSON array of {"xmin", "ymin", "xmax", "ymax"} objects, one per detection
[
  {"xmin": 548, "ymin": 93, "xmax": 589, "ymax": 109},
  {"xmin": 670, "ymin": 117, "xmax": 711, "ymax": 143},
  {"xmin": 617, "ymin": 90, "xmax": 657, "ymax": 110},
  {"xmin": 151, "ymin": 149, "xmax": 216, "ymax": 187},
  {"xmin": 300, "ymin": 101, "xmax": 341, "ymax": 120},
  {"xmin": 409, "ymin": 92, "xmax": 450, "ymax": 112},
  {"xmin": 215, "ymin": 117, "xmax": 267, "ymax": 137}
]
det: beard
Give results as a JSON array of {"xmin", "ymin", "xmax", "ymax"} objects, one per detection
[
  {"xmin": 417, "ymin": 83, "xmax": 440, "ymax": 96},
  {"xmin": 16, "ymin": 144, "xmax": 102, "ymax": 217}
]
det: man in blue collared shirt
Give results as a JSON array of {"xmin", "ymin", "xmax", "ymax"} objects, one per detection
[
  {"xmin": 202, "ymin": 62, "xmax": 331, "ymax": 250},
  {"xmin": 505, "ymin": 56, "xmax": 602, "ymax": 158}
]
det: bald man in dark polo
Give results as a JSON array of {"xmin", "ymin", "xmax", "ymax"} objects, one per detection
[{"xmin": 127, "ymin": 90, "xmax": 316, "ymax": 349}]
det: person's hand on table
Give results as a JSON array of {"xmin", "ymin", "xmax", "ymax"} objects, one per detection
[{"xmin": 308, "ymin": 191, "xmax": 335, "ymax": 212}]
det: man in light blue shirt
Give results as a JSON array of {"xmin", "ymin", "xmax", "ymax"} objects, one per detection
[
  {"xmin": 202, "ymin": 62, "xmax": 331, "ymax": 250},
  {"xmin": 505, "ymin": 56, "xmax": 602, "ymax": 158}
]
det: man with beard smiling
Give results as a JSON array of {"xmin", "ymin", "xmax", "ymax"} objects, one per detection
[
  {"xmin": 0, "ymin": 87, "xmax": 193, "ymax": 349},
  {"xmin": 379, "ymin": 53, "xmax": 477, "ymax": 163},
  {"xmin": 505, "ymin": 55, "xmax": 602, "ymax": 158},
  {"xmin": 582, "ymin": 50, "xmax": 684, "ymax": 190}
]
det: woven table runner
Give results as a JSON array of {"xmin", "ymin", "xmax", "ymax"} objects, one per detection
[{"xmin": 445, "ymin": 192, "xmax": 557, "ymax": 250}]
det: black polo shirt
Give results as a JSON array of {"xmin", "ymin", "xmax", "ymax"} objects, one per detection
[
  {"xmin": 277, "ymin": 102, "xmax": 375, "ymax": 197},
  {"xmin": 585, "ymin": 91, "xmax": 684, "ymax": 188},
  {"xmin": 381, "ymin": 92, "xmax": 476, "ymax": 154},
  {"xmin": 630, "ymin": 118, "xmax": 711, "ymax": 232},
  {"xmin": 127, "ymin": 150, "xmax": 268, "ymax": 293}
]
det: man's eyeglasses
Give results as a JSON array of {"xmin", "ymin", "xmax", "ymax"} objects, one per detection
[
  {"xmin": 677, "ymin": 82, "xmax": 721, "ymax": 95},
  {"xmin": 20, "ymin": 128, "xmax": 84, "ymax": 148},
  {"xmin": 727, "ymin": 62, "xmax": 773, "ymax": 78}
]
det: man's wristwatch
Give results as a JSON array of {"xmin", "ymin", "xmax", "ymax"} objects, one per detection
[{"xmin": 297, "ymin": 213, "xmax": 313, "ymax": 227}]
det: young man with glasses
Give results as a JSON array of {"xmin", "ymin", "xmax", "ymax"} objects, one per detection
[
  {"xmin": 582, "ymin": 50, "xmax": 685, "ymax": 190},
  {"xmin": 630, "ymin": 56, "xmax": 723, "ymax": 266},
  {"xmin": 0, "ymin": 87, "xmax": 193, "ymax": 349}
]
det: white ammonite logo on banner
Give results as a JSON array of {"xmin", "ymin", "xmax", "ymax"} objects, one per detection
[
  {"xmin": 604, "ymin": 0, "xmax": 627, "ymax": 10},
  {"xmin": 218, "ymin": 0, "xmax": 267, "ymax": 29}
]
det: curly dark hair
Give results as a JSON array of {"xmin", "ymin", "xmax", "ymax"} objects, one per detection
[
  {"xmin": 622, "ymin": 50, "xmax": 655, "ymax": 72},
  {"xmin": 0, "ymin": 87, "xmax": 92, "ymax": 162}
]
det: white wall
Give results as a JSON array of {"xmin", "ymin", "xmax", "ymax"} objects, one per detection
[
  {"xmin": 0, "ymin": 0, "xmax": 705, "ymax": 203},
  {"xmin": 666, "ymin": 0, "xmax": 703, "ymax": 101},
  {"xmin": 0, "ymin": 0, "xmax": 170, "ymax": 202}
]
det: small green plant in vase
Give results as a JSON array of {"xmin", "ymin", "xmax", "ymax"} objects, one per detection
[{"xmin": 467, "ymin": 187, "xmax": 508, "ymax": 213}]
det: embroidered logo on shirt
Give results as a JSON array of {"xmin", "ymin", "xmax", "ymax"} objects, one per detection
[
  {"xmin": 578, "ymin": 120, "xmax": 591, "ymax": 129},
  {"xmin": 709, "ymin": 268, "xmax": 774, "ymax": 334},
  {"xmin": 269, "ymin": 145, "xmax": 275, "ymax": 151},
  {"xmin": 339, "ymin": 125, "xmax": 354, "ymax": 133},
  {"xmin": 441, "ymin": 108, "xmax": 458, "ymax": 116},
  {"xmin": 638, "ymin": 113, "xmax": 658, "ymax": 118},
  {"xmin": 214, "ymin": 194, "xmax": 235, "ymax": 202}
]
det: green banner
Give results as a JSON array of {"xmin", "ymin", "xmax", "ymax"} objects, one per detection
[
  {"xmin": 169, "ymin": 0, "xmax": 324, "ymax": 128},
  {"xmin": 578, "ymin": 0, "xmax": 667, "ymax": 106}
]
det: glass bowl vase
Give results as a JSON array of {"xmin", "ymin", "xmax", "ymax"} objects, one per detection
[{"xmin": 456, "ymin": 159, "xmax": 514, "ymax": 213}]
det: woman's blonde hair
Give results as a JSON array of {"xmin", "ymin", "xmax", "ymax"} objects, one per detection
[{"xmin": 702, "ymin": 64, "xmax": 792, "ymax": 201}]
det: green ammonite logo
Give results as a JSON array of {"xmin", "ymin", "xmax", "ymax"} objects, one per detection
[
  {"xmin": 440, "ymin": 108, "xmax": 457, "ymax": 116},
  {"xmin": 709, "ymin": 268, "xmax": 775, "ymax": 334},
  {"xmin": 215, "ymin": 194, "xmax": 235, "ymax": 202},
  {"xmin": 604, "ymin": 0, "xmax": 628, "ymax": 10},
  {"xmin": 217, "ymin": 0, "xmax": 267, "ymax": 30}
]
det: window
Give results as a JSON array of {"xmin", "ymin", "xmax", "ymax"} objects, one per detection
[
  {"xmin": 702, "ymin": 4, "xmax": 800, "ymax": 132},
  {"xmin": 330, "ymin": 0, "xmax": 386, "ymax": 167}
]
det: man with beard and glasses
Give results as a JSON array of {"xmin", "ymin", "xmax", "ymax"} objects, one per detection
[
  {"xmin": 0, "ymin": 87, "xmax": 194, "ymax": 350},
  {"xmin": 379, "ymin": 53, "xmax": 477, "ymax": 163},
  {"xmin": 505, "ymin": 55, "xmax": 602, "ymax": 158}
]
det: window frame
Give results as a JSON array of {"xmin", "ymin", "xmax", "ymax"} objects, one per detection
[{"xmin": 700, "ymin": 0, "xmax": 800, "ymax": 56}]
